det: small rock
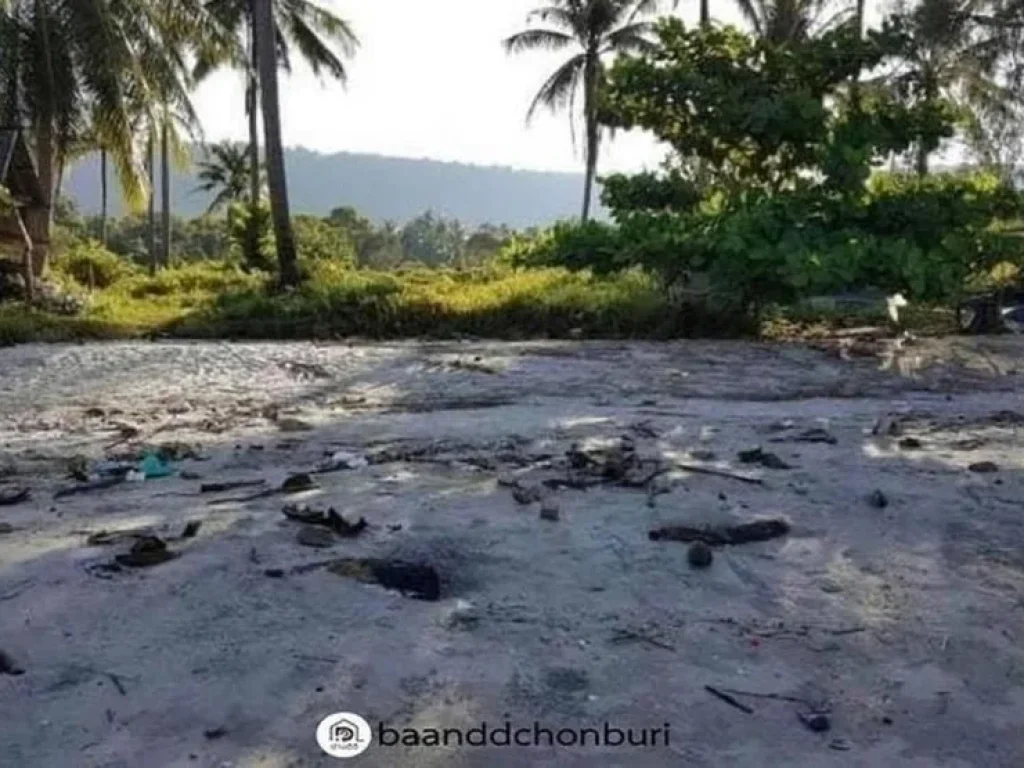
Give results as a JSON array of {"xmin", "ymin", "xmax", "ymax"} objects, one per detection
[
  {"xmin": 511, "ymin": 485, "xmax": 543, "ymax": 505},
  {"xmin": 203, "ymin": 727, "xmax": 228, "ymax": 740},
  {"xmin": 0, "ymin": 648, "xmax": 24, "ymax": 675},
  {"xmin": 820, "ymin": 578, "xmax": 843, "ymax": 594},
  {"xmin": 868, "ymin": 489, "xmax": 889, "ymax": 508},
  {"xmin": 737, "ymin": 447, "xmax": 792, "ymax": 469},
  {"xmin": 443, "ymin": 599, "xmax": 480, "ymax": 630},
  {"xmin": 798, "ymin": 712, "xmax": 831, "ymax": 733},
  {"xmin": 276, "ymin": 417, "xmax": 314, "ymax": 432},
  {"xmin": 180, "ymin": 471, "xmax": 203, "ymax": 481},
  {"xmin": 898, "ymin": 437, "xmax": 922, "ymax": 450},
  {"xmin": 296, "ymin": 526, "xmax": 336, "ymax": 548},
  {"xmin": 539, "ymin": 501, "xmax": 560, "ymax": 521},
  {"xmin": 968, "ymin": 461, "xmax": 999, "ymax": 474},
  {"xmin": 281, "ymin": 473, "xmax": 316, "ymax": 493},
  {"xmin": 264, "ymin": 568, "xmax": 285, "ymax": 578},
  {"xmin": 687, "ymin": 542, "xmax": 714, "ymax": 568},
  {"xmin": 181, "ymin": 521, "xmax": 201, "ymax": 539},
  {"xmin": 115, "ymin": 536, "xmax": 178, "ymax": 568},
  {"xmin": 0, "ymin": 523, "xmax": 13, "ymax": 535},
  {"xmin": 828, "ymin": 738, "xmax": 851, "ymax": 751}
]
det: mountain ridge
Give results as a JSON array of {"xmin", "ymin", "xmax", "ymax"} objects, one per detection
[{"xmin": 62, "ymin": 146, "xmax": 604, "ymax": 228}]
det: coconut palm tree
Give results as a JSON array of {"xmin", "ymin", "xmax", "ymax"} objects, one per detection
[
  {"xmin": 731, "ymin": 0, "xmax": 848, "ymax": 43},
  {"xmin": 198, "ymin": 0, "xmax": 358, "ymax": 282},
  {"xmin": 195, "ymin": 141, "xmax": 262, "ymax": 213},
  {"xmin": 887, "ymin": 0, "xmax": 1015, "ymax": 175},
  {"xmin": 0, "ymin": 0, "xmax": 215, "ymax": 276},
  {"xmin": 505, "ymin": 0, "xmax": 675, "ymax": 223}
]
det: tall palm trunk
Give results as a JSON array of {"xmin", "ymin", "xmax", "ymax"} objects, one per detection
[
  {"xmin": 161, "ymin": 116, "xmax": 171, "ymax": 268},
  {"xmin": 245, "ymin": 16, "xmax": 262, "ymax": 266},
  {"xmin": 25, "ymin": 0, "xmax": 56, "ymax": 278},
  {"xmin": 700, "ymin": 0, "xmax": 709, "ymax": 26},
  {"xmin": 580, "ymin": 49, "xmax": 599, "ymax": 223},
  {"xmin": 147, "ymin": 133, "xmax": 157, "ymax": 275},
  {"xmin": 100, "ymin": 148, "xmax": 108, "ymax": 246},
  {"xmin": 254, "ymin": 0, "xmax": 299, "ymax": 287}
]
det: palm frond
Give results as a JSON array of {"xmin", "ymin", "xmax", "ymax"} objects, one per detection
[
  {"xmin": 526, "ymin": 53, "xmax": 587, "ymax": 124},
  {"xmin": 503, "ymin": 28, "xmax": 575, "ymax": 53}
]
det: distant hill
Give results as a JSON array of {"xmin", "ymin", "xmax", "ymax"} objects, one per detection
[{"xmin": 62, "ymin": 146, "xmax": 604, "ymax": 228}]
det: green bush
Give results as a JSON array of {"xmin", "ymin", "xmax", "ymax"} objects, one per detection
[{"xmin": 52, "ymin": 241, "xmax": 139, "ymax": 289}]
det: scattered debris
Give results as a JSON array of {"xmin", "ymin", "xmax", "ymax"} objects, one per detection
[
  {"xmin": 609, "ymin": 628, "xmax": 676, "ymax": 652},
  {"xmin": 512, "ymin": 484, "xmax": 544, "ymax": 505},
  {"xmin": 105, "ymin": 672, "xmax": 128, "ymax": 696},
  {"xmin": 898, "ymin": 437, "xmax": 922, "ymax": 450},
  {"xmin": 275, "ymin": 417, "xmax": 314, "ymax": 433},
  {"xmin": 539, "ymin": 500, "xmax": 560, "ymax": 521},
  {"xmin": 282, "ymin": 505, "xmax": 368, "ymax": 537},
  {"xmin": 968, "ymin": 461, "xmax": 999, "ymax": 474},
  {"xmin": 54, "ymin": 476, "xmax": 126, "ymax": 499},
  {"xmin": 704, "ymin": 685, "xmax": 753, "ymax": 714},
  {"xmin": 737, "ymin": 447, "xmax": 792, "ymax": 470},
  {"xmin": 326, "ymin": 558, "xmax": 441, "ymax": 601},
  {"xmin": 139, "ymin": 451, "xmax": 174, "ymax": 479},
  {"xmin": 772, "ymin": 428, "xmax": 837, "ymax": 445},
  {"xmin": 0, "ymin": 488, "xmax": 29, "ymax": 506},
  {"xmin": 180, "ymin": 521, "xmax": 201, "ymax": 539},
  {"xmin": 86, "ymin": 528, "xmax": 152, "ymax": 547},
  {"xmin": 868, "ymin": 489, "xmax": 889, "ymax": 508},
  {"xmin": 297, "ymin": 526, "xmax": 336, "ymax": 548},
  {"xmin": 872, "ymin": 416, "xmax": 904, "ymax": 437},
  {"xmin": 688, "ymin": 449, "xmax": 717, "ymax": 462},
  {"xmin": 449, "ymin": 357, "xmax": 501, "ymax": 374},
  {"xmin": 200, "ymin": 480, "xmax": 265, "ymax": 494},
  {"xmin": 443, "ymin": 599, "xmax": 480, "ymax": 630},
  {"xmin": 829, "ymin": 739, "xmax": 851, "ymax": 751},
  {"xmin": 279, "ymin": 361, "xmax": 330, "ymax": 380},
  {"xmin": 281, "ymin": 473, "xmax": 317, "ymax": 493},
  {"xmin": 675, "ymin": 463, "xmax": 763, "ymax": 485},
  {"xmin": 114, "ymin": 536, "xmax": 178, "ymax": 568},
  {"xmin": 688, "ymin": 542, "xmax": 714, "ymax": 568},
  {"xmin": 952, "ymin": 438, "xmax": 985, "ymax": 451},
  {"xmin": 650, "ymin": 518, "xmax": 791, "ymax": 546},
  {"xmin": 180, "ymin": 471, "xmax": 203, "ymax": 481},
  {"xmin": 155, "ymin": 442, "xmax": 203, "ymax": 462},
  {"xmin": 0, "ymin": 648, "xmax": 24, "ymax": 676},
  {"xmin": 316, "ymin": 451, "xmax": 369, "ymax": 472},
  {"xmin": 798, "ymin": 711, "xmax": 831, "ymax": 733}
]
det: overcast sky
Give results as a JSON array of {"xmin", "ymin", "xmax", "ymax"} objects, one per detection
[{"xmin": 192, "ymin": 1, "xmax": 885, "ymax": 174}]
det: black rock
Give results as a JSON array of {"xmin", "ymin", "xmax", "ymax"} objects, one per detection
[
  {"xmin": 869, "ymin": 490, "xmax": 889, "ymax": 508},
  {"xmin": 799, "ymin": 712, "xmax": 831, "ymax": 733},
  {"xmin": 688, "ymin": 542, "xmax": 714, "ymax": 568}
]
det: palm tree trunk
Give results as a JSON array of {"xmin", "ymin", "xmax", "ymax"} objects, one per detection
[
  {"xmin": 254, "ymin": 0, "xmax": 300, "ymax": 287},
  {"xmin": 246, "ymin": 15, "xmax": 262, "ymax": 267},
  {"xmin": 100, "ymin": 148, "xmax": 108, "ymax": 246},
  {"xmin": 147, "ymin": 133, "xmax": 157, "ymax": 275},
  {"xmin": 916, "ymin": 144, "xmax": 929, "ymax": 177},
  {"xmin": 580, "ymin": 51, "xmax": 599, "ymax": 223},
  {"xmin": 700, "ymin": 0, "xmax": 709, "ymax": 27},
  {"xmin": 25, "ymin": 0, "xmax": 56, "ymax": 278},
  {"xmin": 161, "ymin": 116, "xmax": 171, "ymax": 268}
]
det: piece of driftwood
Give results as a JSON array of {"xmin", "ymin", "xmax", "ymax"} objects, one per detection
[{"xmin": 649, "ymin": 518, "xmax": 791, "ymax": 546}]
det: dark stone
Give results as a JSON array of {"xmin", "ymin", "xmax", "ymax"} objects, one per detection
[
  {"xmin": 687, "ymin": 542, "xmax": 714, "ymax": 568},
  {"xmin": 181, "ymin": 521, "xmax": 201, "ymax": 539},
  {"xmin": 114, "ymin": 536, "xmax": 178, "ymax": 568},
  {"xmin": 327, "ymin": 558, "xmax": 441, "ymax": 601},
  {"xmin": 737, "ymin": 448, "xmax": 792, "ymax": 469},
  {"xmin": 281, "ymin": 473, "xmax": 317, "ymax": 493},
  {"xmin": 968, "ymin": 461, "xmax": 999, "ymax": 474},
  {"xmin": 203, "ymin": 727, "xmax": 227, "ymax": 740},
  {"xmin": 296, "ymin": 526, "xmax": 336, "ymax": 549},
  {"xmin": 0, "ymin": 648, "xmax": 24, "ymax": 676},
  {"xmin": 869, "ymin": 490, "xmax": 889, "ymax": 508},
  {"xmin": 264, "ymin": 568, "xmax": 285, "ymax": 578},
  {"xmin": 898, "ymin": 437, "xmax": 922, "ymax": 450},
  {"xmin": 799, "ymin": 712, "xmax": 831, "ymax": 733}
]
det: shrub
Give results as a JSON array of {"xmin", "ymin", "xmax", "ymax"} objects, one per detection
[{"xmin": 52, "ymin": 241, "xmax": 139, "ymax": 289}]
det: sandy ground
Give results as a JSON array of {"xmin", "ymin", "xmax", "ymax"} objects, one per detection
[{"xmin": 1, "ymin": 337, "xmax": 1023, "ymax": 767}]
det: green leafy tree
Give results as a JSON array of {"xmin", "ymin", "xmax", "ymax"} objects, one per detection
[
  {"xmin": 400, "ymin": 211, "xmax": 466, "ymax": 266},
  {"xmin": 504, "ymin": 0, "xmax": 675, "ymax": 222}
]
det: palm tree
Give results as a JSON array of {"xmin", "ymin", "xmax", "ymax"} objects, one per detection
[
  {"xmin": 198, "ymin": 0, "xmax": 358, "ymax": 282},
  {"xmin": 195, "ymin": 141, "xmax": 262, "ymax": 213},
  {"xmin": 0, "ymin": 0, "xmax": 213, "ymax": 276},
  {"xmin": 731, "ymin": 0, "xmax": 848, "ymax": 43},
  {"xmin": 505, "ymin": 0, "xmax": 674, "ymax": 223},
  {"xmin": 887, "ymin": 0, "xmax": 1014, "ymax": 175}
]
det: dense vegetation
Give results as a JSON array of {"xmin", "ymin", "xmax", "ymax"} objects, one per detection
[{"xmin": 2, "ymin": 0, "xmax": 1024, "ymax": 343}]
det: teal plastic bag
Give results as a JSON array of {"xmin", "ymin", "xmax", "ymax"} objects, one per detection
[{"xmin": 139, "ymin": 452, "xmax": 173, "ymax": 479}]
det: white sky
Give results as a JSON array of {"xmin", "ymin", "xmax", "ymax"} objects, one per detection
[{"xmin": 192, "ymin": 1, "xmax": 887, "ymax": 174}]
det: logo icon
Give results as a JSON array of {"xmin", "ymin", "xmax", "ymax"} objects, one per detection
[{"xmin": 317, "ymin": 712, "xmax": 372, "ymax": 759}]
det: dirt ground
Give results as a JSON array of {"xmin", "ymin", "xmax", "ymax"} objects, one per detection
[{"xmin": 1, "ymin": 337, "xmax": 1023, "ymax": 767}]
